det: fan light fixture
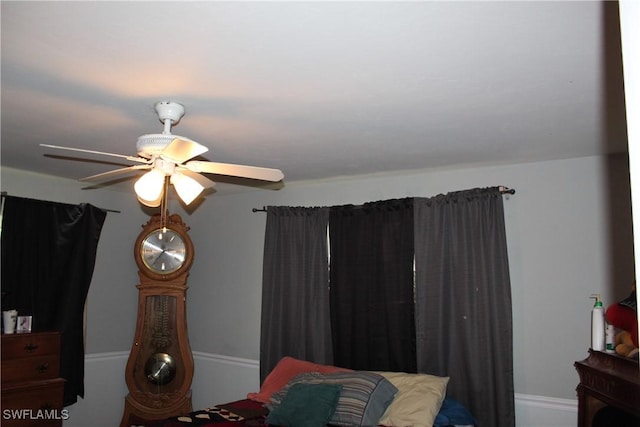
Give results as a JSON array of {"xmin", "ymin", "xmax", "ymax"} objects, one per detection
[
  {"xmin": 134, "ymin": 169, "xmax": 204, "ymax": 207},
  {"xmin": 171, "ymin": 172, "xmax": 205, "ymax": 205},
  {"xmin": 135, "ymin": 169, "xmax": 165, "ymax": 207}
]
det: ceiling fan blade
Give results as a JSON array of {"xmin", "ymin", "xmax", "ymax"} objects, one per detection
[
  {"xmin": 185, "ymin": 160, "xmax": 284, "ymax": 182},
  {"xmin": 40, "ymin": 144, "xmax": 151, "ymax": 164},
  {"xmin": 160, "ymin": 138, "xmax": 209, "ymax": 164},
  {"xmin": 176, "ymin": 168, "xmax": 216, "ymax": 188},
  {"xmin": 79, "ymin": 164, "xmax": 151, "ymax": 182}
]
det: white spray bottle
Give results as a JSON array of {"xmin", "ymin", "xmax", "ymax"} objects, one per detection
[{"xmin": 590, "ymin": 294, "xmax": 605, "ymax": 351}]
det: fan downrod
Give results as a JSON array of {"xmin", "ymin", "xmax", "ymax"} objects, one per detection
[{"xmin": 137, "ymin": 102, "xmax": 187, "ymax": 155}]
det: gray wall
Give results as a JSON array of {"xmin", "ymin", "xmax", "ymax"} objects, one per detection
[
  {"xmin": 182, "ymin": 153, "xmax": 633, "ymax": 401},
  {"xmin": 0, "ymin": 152, "xmax": 633, "ymax": 419}
]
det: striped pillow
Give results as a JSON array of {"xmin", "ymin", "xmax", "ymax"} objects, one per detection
[{"xmin": 268, "ymin": 371, "xmax": 398, "ymax": 426}]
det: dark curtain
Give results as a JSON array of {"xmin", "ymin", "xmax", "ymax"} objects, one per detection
[
  {"xmin": 259, "ymin": 206, "xmax": 331, "ymax": 383},
  {"xmin": 1, "ymin": 196, "xmax": 107, "ymax": 406},
  {"xmin": 414, "ymin": 187, "xmax": 515, "ymax": 427},
  {"xmin": 329, "ymin": 198, "xmax": 416, "ymax": 372}
]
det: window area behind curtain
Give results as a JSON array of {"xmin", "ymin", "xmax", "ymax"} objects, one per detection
[
  {"xmin": 259, "ymin": 187, "xmax": 514, "ymax": 427},
  {"xmin": 0, "ymin": 196, "xmax": 107, "ymax": 406},
  {"xmin": 329, "ymin": 198, "xmax": 416, "ymax": 373}
]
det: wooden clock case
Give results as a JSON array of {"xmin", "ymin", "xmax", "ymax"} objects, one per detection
[{"xmin": 120, "ymin": 213, "xmax": 195, "ymax": 427}]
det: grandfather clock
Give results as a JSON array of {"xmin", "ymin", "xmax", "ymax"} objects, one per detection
[{"xmin": 120, "ymin": 213, "xmax": 195, "ymax": 427}]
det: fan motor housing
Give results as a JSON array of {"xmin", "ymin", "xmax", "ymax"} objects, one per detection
[{"xmin": 136, "ymin": 134, "xmax": 176, "ymax": 156}]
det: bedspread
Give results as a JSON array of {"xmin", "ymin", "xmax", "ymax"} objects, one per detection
[
  {"xmin": 137, "ymin": 399, "xmax": 268, "ymax": 427},
  {"xmin": 134, "ymin": 397, "xmax": 476, "ymax": 427}
]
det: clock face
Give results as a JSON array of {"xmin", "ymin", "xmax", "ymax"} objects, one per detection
[{"xmin": 141, "ymin": 228, "xmax": 187, "ymax": 274}]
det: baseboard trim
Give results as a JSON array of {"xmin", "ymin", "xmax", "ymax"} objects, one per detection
[
  {"xmin": 83, "ymin": 351, "xmax": 259, "ymax": 366},
  {"xmin": 84, "ymin": 350, "xmax": 129, "ymax": 361},
  {"xmin": 515, "ymin": 393, "xmax": 577, "ymax": 411},
  {"xmin": 514, "ymin": 393, "xmax": 577, "ymax": 426},
  {"xmin": 193, "ymin": 351, "xmax": 259, "ymax": 369}
]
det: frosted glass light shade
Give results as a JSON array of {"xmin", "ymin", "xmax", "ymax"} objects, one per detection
[
  {"xmin": 135, "ymin": 169, "xmax": 165, "ymax": 207},
  {"xmin": 171, "ymin": 172, "xmax": 204, "ymax": 205}
]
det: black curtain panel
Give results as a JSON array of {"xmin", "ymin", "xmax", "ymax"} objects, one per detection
[
  {"xmin": 259, "ymin": 206, "xmax": 332, "ymax": 383},
  {"xmin": 1, "ymin": 196, "xmax": 107, "ymax": 406},
  {"xmin": 414, "ymin": 187, "xmax": 515, "ymax": 427},
  {"xmin": 329, "ymin": 198, "xmax": 416, "ymax": 373}
]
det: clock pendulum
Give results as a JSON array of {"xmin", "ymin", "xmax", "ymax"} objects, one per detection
[{"xmin": 120, "ymin": 213, "xmax": 195, "ymax": 427}]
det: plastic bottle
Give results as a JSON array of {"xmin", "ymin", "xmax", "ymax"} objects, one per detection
[
  {"xmin": 590, "ymin": 294, "xmax": 605, "ymax": 351},
  {"xmin": 605, "ymin": 324, "xmax": 616, "ymax": 353}
]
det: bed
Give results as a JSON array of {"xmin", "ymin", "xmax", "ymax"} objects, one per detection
[{"xmin": 134, "ymin": 357, "xmax": 477, "ymax": 427}]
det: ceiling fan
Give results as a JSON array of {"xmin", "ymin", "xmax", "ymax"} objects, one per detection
[{"xmin": 41, "ymin": 101, "xmax": 284, "ymax": 207}]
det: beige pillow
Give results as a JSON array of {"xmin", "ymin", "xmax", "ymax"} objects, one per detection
[{"xmin": 374, "ymin": 371, "xmax": 449, "ymax": 427}]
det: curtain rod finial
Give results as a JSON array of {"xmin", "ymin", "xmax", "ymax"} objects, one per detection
[{"xmin": 499, "ymin": 186, "xmax": 515, "ymax": 195}]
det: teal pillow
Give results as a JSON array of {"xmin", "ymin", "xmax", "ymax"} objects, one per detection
[
  {"xmin": 266, "ymin": 382, "xmax": 342, "ymax": 427},
  {"xmin": 269, "ymin": 371, "xmax": 398, "ymax": 426}
]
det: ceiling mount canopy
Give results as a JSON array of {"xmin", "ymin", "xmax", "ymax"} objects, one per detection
[
  {"xmin": 41, "ymin": 101, "xmax": 284, "ymax": 207},
  {"xmin": 156, "ymin": 101, "xmax": 185, "ymax": 126}
]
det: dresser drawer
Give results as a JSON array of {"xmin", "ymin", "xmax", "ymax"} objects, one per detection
[
  {"xmin": 1, "ymin": 332, "xmax": 60, "ymax": 361},
  {"xmin": 1, "ymin": 379, "xmax": 66, "ymax": 427},
  {"xmin": 1, "ymin": 354, "xmax": 60, "ymax": 382}
]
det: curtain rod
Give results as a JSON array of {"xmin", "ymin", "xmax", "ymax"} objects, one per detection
[
  {"xmin": 252, "ymin": 186, "xmax": 516, "ymax": 213},
  {"xmin": 1, "ymin": 192, "xmax": 121, "ymax": 213}
]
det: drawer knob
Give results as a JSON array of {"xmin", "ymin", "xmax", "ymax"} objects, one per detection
[
  {"xmin": 37, "ymin": 363, "xmax": 49, "ymax": 373},
  {"xmin": 24, "ymin": 343, "xmax": 39, "ymax": 353}
]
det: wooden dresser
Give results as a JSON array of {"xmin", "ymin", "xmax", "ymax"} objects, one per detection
[
  {"xmin": 574, "ymin": 349, "xmax": 640, "ymax": 427},
  {"xmin": 1, "ymin": 332, "xmax": 66, "ymax": 427}
]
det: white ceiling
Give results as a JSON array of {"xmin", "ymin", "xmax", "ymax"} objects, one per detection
[{"xmin": 0, "ymin": 1, "xmax": 629, "ymax": 194}]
